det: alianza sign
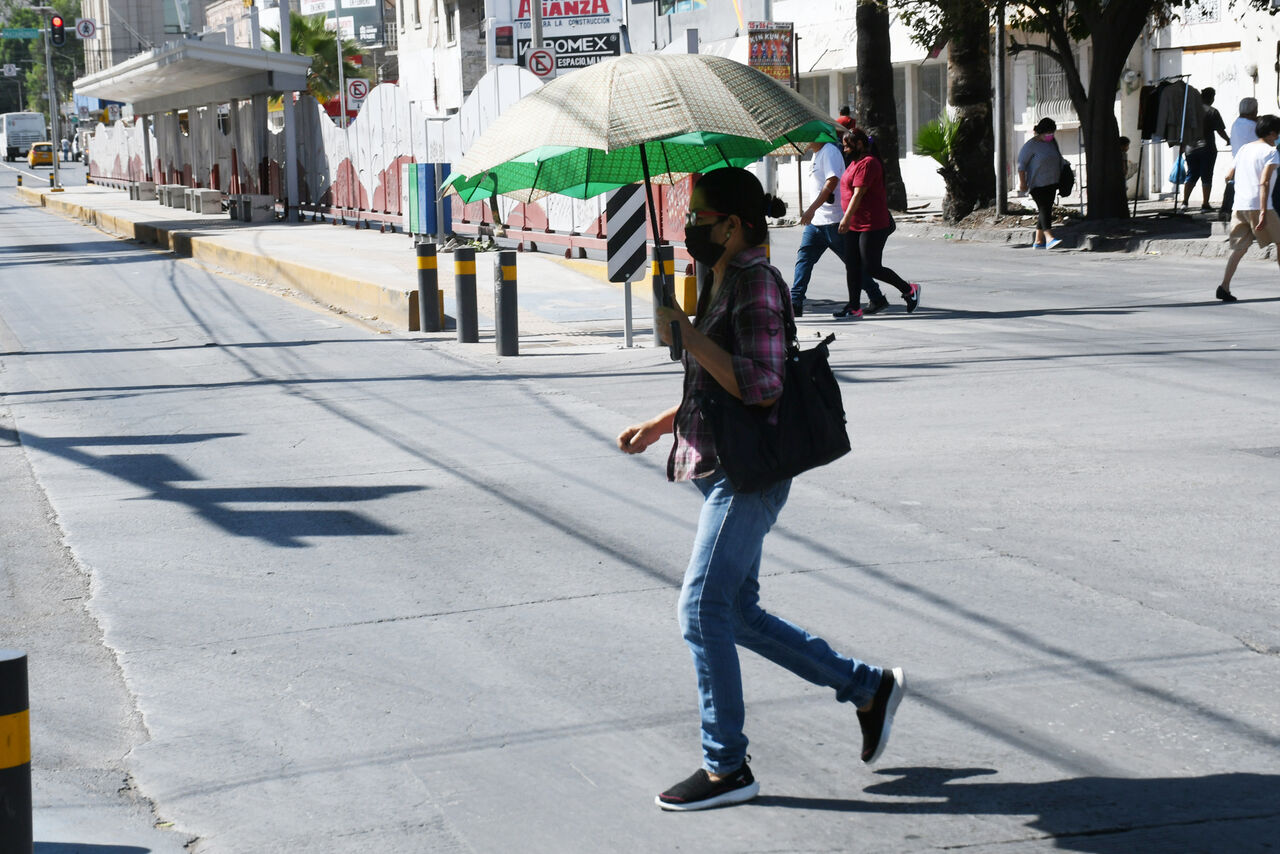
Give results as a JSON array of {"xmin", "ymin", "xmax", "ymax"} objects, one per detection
[{"xmin": 487, "ymin": 0, "xmax": 622, "ymax": 72}]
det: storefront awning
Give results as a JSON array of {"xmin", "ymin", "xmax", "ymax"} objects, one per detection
[{"xmin": 73, "ymin": 39, "xmax": 311, "ymax": 115}]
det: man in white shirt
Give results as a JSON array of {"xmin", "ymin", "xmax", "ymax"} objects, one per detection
[
  {"xmin": 789, "ymin": 140, "xmax": 847, "ymax": 316},
  {"xmin": 1229, "ymin": 97, "xmax": 1259, "ymax": 157},
  {"xmin": 1218, "ymin": 113, "xmax": 1280, "ymax": 301}
]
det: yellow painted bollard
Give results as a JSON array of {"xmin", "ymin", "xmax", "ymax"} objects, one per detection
[
  {"xmin": 15, "ymin": 174, "xmax": 20, "ymax": 187},
  {"xmin": 679, "ymin": 263, "xmax": 698, "ymax": 315},
  {"xmin": 494, "ymin": 250, "xmax": 518, "ymax": 356},
  {"xmin": 454, "ymin": 246, "xmax": 479, "ymax": 343},
  {"xmin": 416, "ymin": 242, "xmax": 441, "ymax": 333},
  {"xmin": 0, "ymin": 650, "xmax": 32, "ymax": 853}
]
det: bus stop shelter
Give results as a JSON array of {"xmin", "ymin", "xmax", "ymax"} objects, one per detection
[{"xmin": 74, "ymin": 38, "xmax": 311, "ymax": 213}]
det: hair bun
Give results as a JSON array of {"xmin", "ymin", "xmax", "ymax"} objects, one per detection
[{"xmin": 763, "ymin": 193, "xmax": 787, "ymax": 219}]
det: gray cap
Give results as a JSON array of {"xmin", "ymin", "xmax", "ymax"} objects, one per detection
[{"xmin": 1240, "ymin": 97, "xmax": 1258, "ymax": 116}]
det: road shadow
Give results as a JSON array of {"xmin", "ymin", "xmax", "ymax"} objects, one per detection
[
  {"xmin": 1, "ymin": 426, "xmax": 423, "ymax": 548},
  {"xmin": 755, "ymin": 767, "xmax": 1280, "ymax": 852},
  {"xmin": 36, "ymin": 845, "xmax": 152, "ymax": 854}
]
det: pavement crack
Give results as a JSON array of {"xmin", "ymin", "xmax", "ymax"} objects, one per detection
[{"xmin": 1238, "ymin": 635, "xmax": 1280, "ymax": 657}]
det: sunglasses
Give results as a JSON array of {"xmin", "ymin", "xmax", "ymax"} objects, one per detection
[{"xmin": 684, "ymin": 209, "xmax": 729, "ymax": 227}]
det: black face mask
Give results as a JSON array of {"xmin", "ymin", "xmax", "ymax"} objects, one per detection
[{"xmin": 684, "ymin": 222, "xmax": 726, "ymax": 266}]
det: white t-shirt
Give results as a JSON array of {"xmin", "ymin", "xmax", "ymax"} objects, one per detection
[
  {"xmin": 805, "ymin": 143, "xmax": 845, "ymax": 226},
  {"xmin": 1229, "ymin": 116, "xmax": 1257, "ymax": 157},
  {"xmin": 1231, "ymin": 140, "xmax": 1280, "ymax": 211}
]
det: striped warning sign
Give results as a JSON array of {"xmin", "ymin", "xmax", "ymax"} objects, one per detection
[{"xmin": 607, "ymin": 185, "xmax": 648, "ymax": 283}]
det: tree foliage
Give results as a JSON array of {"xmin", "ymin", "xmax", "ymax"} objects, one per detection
[{"xmin": 263, "ymin": 11, "xmax": 368, "ymax": 105}]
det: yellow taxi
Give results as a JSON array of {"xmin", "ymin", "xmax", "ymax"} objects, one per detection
[{"xmin": 27, "ymin": 142, "xmax": 54, "ymax": 168}]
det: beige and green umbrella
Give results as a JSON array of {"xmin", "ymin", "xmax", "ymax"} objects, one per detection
[
  {"xmin": 441, "ymin": 52, "xmax": 840, "ymax": 358},
  {"xmin": 441, "ymin": 52, "xmax": 840, "ymax": 203}
]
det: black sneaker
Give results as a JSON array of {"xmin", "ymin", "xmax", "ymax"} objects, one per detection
[
  {"xmin": 858, "ymin": 667, "xmax": 905, "ymax": 764},
  {"xmin": 655, "ymin": 764, "xmax": 759, "ymax": 811},
  {"xmin": 1216, "ymin": 285, "xmax": 1238, "ymax": 303},
  {"xmin": 904, "ymin": 283, "xmax": 922, "ymax": 314},
  {"xmin": 862, "ymin": 297, "xmax": 891, "ymax": 315},
  {"xmin": 791, "ymin": 300, "xmax": 804, "ymax": 318}
]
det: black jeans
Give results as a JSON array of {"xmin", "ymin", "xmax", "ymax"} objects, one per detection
[
  {"xmin": 1030, "ymin": 185, "xmax": 1057, "ymax": 232},
  {"xmin": 844, "ymin": 224, "xmax": 911, "ymax": 306}
]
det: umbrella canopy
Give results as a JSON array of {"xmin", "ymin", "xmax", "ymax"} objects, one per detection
[{"xmin": 442, "ymin": 52, "xmax": 841, "ymax": 203}]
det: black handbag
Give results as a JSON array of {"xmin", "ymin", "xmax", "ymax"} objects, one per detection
[{"xmin": 695, "ymin": 271, "xmax": 851, "ymax": 493}]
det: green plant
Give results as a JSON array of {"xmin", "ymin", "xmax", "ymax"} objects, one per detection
[
  {"xmin": 263, "ymin": 12, "xmax": 368, "ymax": 104},
  {"xmin": 914, "ymin": 112, "xmax": 959, "ymax": 166}
]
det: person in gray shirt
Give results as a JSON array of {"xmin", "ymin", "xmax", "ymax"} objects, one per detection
[{"xmin": 1017, "ymin": 118, "xmax": 1065, "ymax": 249}]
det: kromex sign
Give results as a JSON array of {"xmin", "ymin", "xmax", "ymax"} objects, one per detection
[{"xmin": 486, "ymin": 0, "xmax": 622, "ymax": 72}]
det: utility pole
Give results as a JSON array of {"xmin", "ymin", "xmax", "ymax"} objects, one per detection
[
  {"xmin": 333, "ymin": 4, "xmax": 347, "ymax": 128},
  {"xmin": 40, "ymin": 10, "xmax": 62, "ymax": 191},
  {"xmin": 995, "ymin": 0, "xmax": 1007, "ymax": 215},
  {"xmin": 280, "ymin": 4, "xmax": 299, "ymax": 221}
]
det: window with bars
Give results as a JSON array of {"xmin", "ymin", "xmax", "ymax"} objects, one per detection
[{"xmin": 1030, "ymin": 52, "xmax": 1070, "ymax": 106}]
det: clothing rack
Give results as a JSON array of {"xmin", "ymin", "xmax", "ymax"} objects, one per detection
[{"xmin": 1139, "ymin": 74, "xmax": 1194, "ymax": 217}]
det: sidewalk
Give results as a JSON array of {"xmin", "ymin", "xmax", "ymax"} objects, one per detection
[
  {"xmin": 17, "ymin": 183, "xmax": 650, "ymax": 351},
  {"xmin": 18, "ymin": 182, "xmax": 1269, "ymax": 348}
]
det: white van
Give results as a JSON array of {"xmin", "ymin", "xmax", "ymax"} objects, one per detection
[{"xmin": 1, "ymin": 112, "xmax": 47, "ymax": 161}]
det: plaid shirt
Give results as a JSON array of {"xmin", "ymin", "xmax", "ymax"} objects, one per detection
[{"xmin": 667, "ymin": 247, "xmax": 789, "ymax": 482}]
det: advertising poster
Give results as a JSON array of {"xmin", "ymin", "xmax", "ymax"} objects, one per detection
[
  {"xmin": 301, "ymin": 0, "xmax": 384, "ymax": 48},
  {"xmin": 748, "ymin": 21, "xmax": 794, "ymax": 87},
  {"xmin": 498, "ymin": 0, "xmax": 623, "ymax": 73}
]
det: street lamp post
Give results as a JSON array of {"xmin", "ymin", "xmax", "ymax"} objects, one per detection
[{"xmin": 43, "ymin": 20, "xmax": 61, "ymax": 190}]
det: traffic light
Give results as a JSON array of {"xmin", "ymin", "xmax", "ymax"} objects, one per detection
[{"xmin": 50, "ymin": 15, "xmax": 65, "ymax": 46}]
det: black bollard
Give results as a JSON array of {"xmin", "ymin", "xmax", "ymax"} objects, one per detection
[
  {"xmin": 0, "ymin": 650, "xmax": 31, "ymax": 854},
  {"xmin": 454, "ymin": 247, "xmax": 479, "ymax": 343},
  {"xmin": 417, "ymin": 242, "xmax": 441, "ymax": 333},
  {"xmin": 493, "ymin": 251, "xmax": 518, "ymax": 356}
]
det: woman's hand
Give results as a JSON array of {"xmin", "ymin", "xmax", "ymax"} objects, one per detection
[
  {"xmin": 655, "ymin": 305, "xmax": 693, "ymax": 346},
  {"xmin": 617, "ymin": 406, "xmax": 677, "ymax": 455}
]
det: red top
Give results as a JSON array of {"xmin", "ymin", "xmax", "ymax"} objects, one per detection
[{"xmin": 839, "ymin": 155, "xmax": 892, "ymax": 232}]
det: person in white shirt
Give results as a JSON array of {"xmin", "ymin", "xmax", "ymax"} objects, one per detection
[
  {"xmin": 1218, "ymin": 114, "xmax": 1280, "ymax": 301},
  {"xmin": 1220, "ymin": 99, "xmax": 1260, "ymax": 221},
  {"xmin": 789, "ymin": 140, "xmax": 847, "ymax": 316},
  {"xmin": 1229, "ymin": 97, "xmax": 1259, "ymax": 157}
]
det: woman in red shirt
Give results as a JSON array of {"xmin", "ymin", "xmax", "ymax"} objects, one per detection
[{"xmin": 834, "ymin": 130, "xmax": 921, "ymax": 318}]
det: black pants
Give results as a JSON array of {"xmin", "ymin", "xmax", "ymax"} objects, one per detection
[
  {"xmin": 1030, "ymin": 185, "xmax": 1057, "ymax": 232},
  {"xmin": 844, "ymin": 224, "xmax": 911, "ymax": 306}
]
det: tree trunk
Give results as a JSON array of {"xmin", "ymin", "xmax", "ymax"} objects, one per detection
[
  {"xmin": 856, "ymin": 0, "xmax": 908, "ymax": 211},
  {"xmin": 941, "ymin": 0, "xmax": 995, "ymax": 222},
  {"xmin": 1079, "ymin": 26, "xmax": 1135, "ymax": 219}
]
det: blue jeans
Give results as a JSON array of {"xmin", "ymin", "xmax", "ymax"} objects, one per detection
[
  {"xmin": 679, "ymin": 471, "xmax": 883, "ymax": 773},
  {"xmin": 791, "ymin": 223, "xmax": 846, "ymax": 304}
]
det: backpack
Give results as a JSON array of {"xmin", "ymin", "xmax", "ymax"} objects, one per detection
[
  {"xmin": 1059, "ymin": 160, "xmax": 1075, "ymax": 197},
  {"xmin": 1051, "ymin": 139, "xmax": 1075, "ymax": 196}
]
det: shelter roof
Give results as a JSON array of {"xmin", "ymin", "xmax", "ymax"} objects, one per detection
[{"xmin": 73, "ymin": 39, "xmax": 311, "ymax": 115}]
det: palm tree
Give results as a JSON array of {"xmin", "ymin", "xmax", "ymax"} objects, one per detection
[{"xmin": 263, "ymin": 11, "xmax": 368, "ymax": 104}]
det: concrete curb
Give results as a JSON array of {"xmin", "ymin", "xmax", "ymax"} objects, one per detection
[
  {"xmin": 17, "ymin": 187, "xmax": 421, "ymax": 330},
  {"xmin": 893, "ymin": 217, "xmax": 1275, "ymax": 260}
]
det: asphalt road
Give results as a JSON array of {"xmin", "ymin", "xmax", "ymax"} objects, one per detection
[{"xmin": 2, "ymin": 185, "xmax": 1279, "ymax": 853}]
